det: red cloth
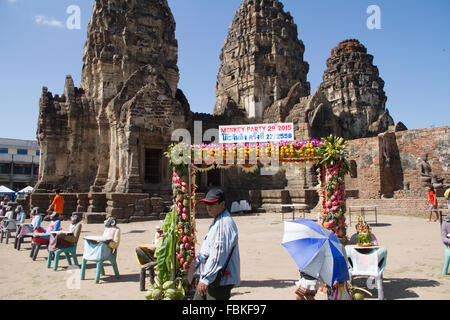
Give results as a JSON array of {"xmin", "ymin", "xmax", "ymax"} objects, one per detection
[{"xmin": 429, "ymin": 191, "xmax": 438, "ymax": 205}]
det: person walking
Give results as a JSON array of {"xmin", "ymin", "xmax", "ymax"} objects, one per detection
[
  {"xmin": 47, "ymin": 189, "xmax": 65, "ymax": 215},
  {"xmin": 427, "ymin": 186, "xmax": 439, "ymax": 222},
  {"xmin": 193, "ymin": 188, "xmax": 240, "ymax": 300}
]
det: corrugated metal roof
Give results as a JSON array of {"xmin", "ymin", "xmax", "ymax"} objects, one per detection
[{"xmin": 0, "ymin": 138, "xmax": 39, "ymax": 149}]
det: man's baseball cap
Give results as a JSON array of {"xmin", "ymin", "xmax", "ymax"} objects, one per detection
[{"xmin": 200, "ymin": 188, "xmax": 225, "ymax": 203}]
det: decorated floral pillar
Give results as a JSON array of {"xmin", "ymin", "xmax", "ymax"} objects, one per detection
[{"xmin": 318, "ymin": 135, "xmax": 350, "ymax": 245}]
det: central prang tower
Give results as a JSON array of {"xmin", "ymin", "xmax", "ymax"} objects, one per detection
[{"xmin": 214, "ymin": 0, "xmax": 310, "ymax": 121}]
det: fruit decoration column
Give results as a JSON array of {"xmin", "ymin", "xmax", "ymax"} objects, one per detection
[
  {"xmin": 172, "ymin": 165, "xmax": 196, "ymax": 279},
  {"xmin": 318, "ymin": 135, "xmax": 351, "ymax": 245},
  {"xmin": 321, "ymin": 161, "xmax": 348, "ymax": 245}
]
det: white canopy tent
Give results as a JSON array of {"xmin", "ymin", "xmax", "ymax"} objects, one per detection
[
  {"xmin": 17, "ymin": 186, "xmax": 33, "ymax": 194},
  {"xmin": 0, "ymin": 185, "xmax": 14, "ymax": 193},
  {"xmin": 0, "ymin": 185, "xmax": 16, "ymax": 201}
]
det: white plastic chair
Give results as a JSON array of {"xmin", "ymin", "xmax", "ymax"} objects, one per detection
[
  {"xmin": 0, "ymin": 219, "xmax": 17, "ymax": 244},
  {"xmin": 345, "ymin": 237, "xmax": 387, "ymax": 300}
]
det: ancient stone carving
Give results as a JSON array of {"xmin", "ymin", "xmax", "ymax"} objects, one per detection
[
  {"xmin": 36, "ymin": 0, "xmax": 405, "ymax": 200},
  {"xmin": 36, "ymin": 0, "xmax": 191, "ymax": 194},
  {"xmin": 418, "ymin": 153, "xmax": 444, "ymax": 188}
]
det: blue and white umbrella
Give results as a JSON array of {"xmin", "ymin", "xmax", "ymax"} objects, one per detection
[{"xmin": 282, "ymin": 219, "xmax": 349, "ymax": 286}]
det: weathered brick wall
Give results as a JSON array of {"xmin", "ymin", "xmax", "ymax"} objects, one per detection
[
  {"xmin": 394, "ymin": 126, "xmax": 449, "ymax": 197},
  {"xmin": 345, "ymin": 136, "xmax": 382, "ymax": 198},
  {"xmin": 345, "ymin": 126, "xmax": 449, "ymax": 199}
]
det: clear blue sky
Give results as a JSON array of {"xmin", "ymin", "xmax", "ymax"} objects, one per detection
[{"xmin": 0, "ymin": 0, "xmax": 449, "ymax": 141}]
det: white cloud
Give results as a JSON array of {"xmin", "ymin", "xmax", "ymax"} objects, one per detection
[
  {"xmin": 34, "ymin": 15, "xmax": 64, "ymax": 28},
  {"xmin": 8, "ymin": 0, "xmax": 17, "ymax": 3}
]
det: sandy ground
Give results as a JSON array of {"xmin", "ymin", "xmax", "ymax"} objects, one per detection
[{"xmin": 0, "ymin": 212, "xmax": 449, "ymax": 300}]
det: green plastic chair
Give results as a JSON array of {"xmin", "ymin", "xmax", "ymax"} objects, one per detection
[
  {"xmin": 47, "ymin": 243, "xmax": 79, "ymax": 270},
  {"xmin": 80, "ymin": 249, "xmax": 120, "ymax": 284},
  {"xmin": 443, "ymin": 245, "xmax": 450, "ymax": 275}
]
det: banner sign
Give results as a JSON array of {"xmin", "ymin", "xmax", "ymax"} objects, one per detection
[{"xmin": 219, "ymin": 123, "xmax": 294, "ymax": 144}]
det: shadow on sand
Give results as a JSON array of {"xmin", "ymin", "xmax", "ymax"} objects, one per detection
[
  {"xmin": 352, "ymin": 276, "xmax": 441, "ymax": 300},
  {"xmin": 237, "ymin": 279, "xmax": 296, "ymax": 289}
]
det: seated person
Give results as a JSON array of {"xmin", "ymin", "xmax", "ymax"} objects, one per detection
[
  {"xmin": 67, "ymin": 214, "xmax": 82, "ymax": 243},
  {"xmin": 47, "ymin": 212, "xmax": 62, "ymax": 233},
  {"xmin": 103, "ymin": 217, "xmax": 120, "ymax": 249},
  {"xmin": 4, "ymin": 206, "xmax": 14, "ymax": 220},
  {"xmin": 16, "ymin": 207, "xmax": 41, "ymax": 240},
  {"xmin": 15, "ymin": 205, "xmax": 26, "ymax": 224},
  {"xmin": 30, "ymin": 207, "xmax": 43, "ymax": 231},
  {"xmin": 135, "ymin": 226, "xmax": 162, "ymax": 267},
  {"xmin": 34, "ymin": 212, "xmax": 61, "ymax": 240},
  {"xmin": 83, "ymin": 217, "xmax": 120, "ymax": 261},
  {"xmin": 49, "ymin": 214, "xmax": 82, "ymax": 250},
  {"xmin": 1, "ymin": 206, "xmax": 15, "ymax": 230}
]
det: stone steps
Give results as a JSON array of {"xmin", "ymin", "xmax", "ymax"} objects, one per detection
[{"xmin": 83, "ymin": 212, "xmax": 107, "ymax": 224}]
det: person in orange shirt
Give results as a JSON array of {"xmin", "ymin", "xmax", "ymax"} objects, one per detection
[
  {"xmin": 47, "ymin": 189, "xmax": 65, "ymax": 215},
  {"xmin": 427, "ymin": 186, "xmax": 439, "ymax": 222}
]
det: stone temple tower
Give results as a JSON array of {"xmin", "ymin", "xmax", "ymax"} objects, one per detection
[
  {"xmin": 214, "ymin": 0, "xmax": 310, "ymax": 121},
  {"xmin": 319, "ymin": 39, "xmax": 394, "ymax": 139},
  {"xmin": 36, "ymin": 0, "xmax": 191, "ymax": 194}
]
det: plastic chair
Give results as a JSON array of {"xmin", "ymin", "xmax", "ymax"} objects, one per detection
[
  {"xmin": 135, "ymin": 246, "xmax": 157, "ymax": 291},
  {"xmin": 443, "ymin": 245, "xmax": 450, "ymax": 275},
  {"xmin": 0, "ymin": 219, "xmax": 17, "ymax": 244},
  {"xmin": 81, "ymin": 248, "xmax": 120, "ymax": 284},
  {"xmin": 345, "ymin": 245, "xmax": 387, "ymax": 300},
  {"xmin": 14, "ymin": 224, "xmax": 34, "ymax": 250},
  {"xmin": 30, "ymin": 234, "xmax": 50, "ymax": 261},
  {"xmin": 47, "ymin": 243, "xmax": 79, "ymax": 271}
]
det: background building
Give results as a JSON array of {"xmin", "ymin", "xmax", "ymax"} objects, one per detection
[{"xmin": 0, "ymin": 138, "xmax": 40, "ymax": 191}]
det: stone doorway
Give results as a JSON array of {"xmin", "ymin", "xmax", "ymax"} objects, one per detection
[
  {"xmin": 145, "ymin": 149, "xmax": 162, "ymax": 184},
  {"xmin": 207, "ymin": 168, "xmax": 222, "ymax": 188}
]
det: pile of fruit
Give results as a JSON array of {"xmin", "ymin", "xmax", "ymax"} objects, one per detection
[
  {"xmin": 355, "ymin": 216, "xmax": 373, "ymax": 246},
  {"xmin": 145, "ymin": 278, "xmax": 186, "ymax": 300}
]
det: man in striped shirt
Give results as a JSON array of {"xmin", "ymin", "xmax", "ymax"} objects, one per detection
[{"xmin": 194, "ymin": 189, "xmax": 240, "ymax": 300}]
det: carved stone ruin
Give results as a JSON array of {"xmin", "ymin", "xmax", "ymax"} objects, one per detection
[{"xmin": 35, "ymin": 0, "xmax": 438, "ymax": 222}]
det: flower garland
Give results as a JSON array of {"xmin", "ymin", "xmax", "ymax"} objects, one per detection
[{"xmin": 191, "ymin": 139, "xmax": 323, "ymax": 165}]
